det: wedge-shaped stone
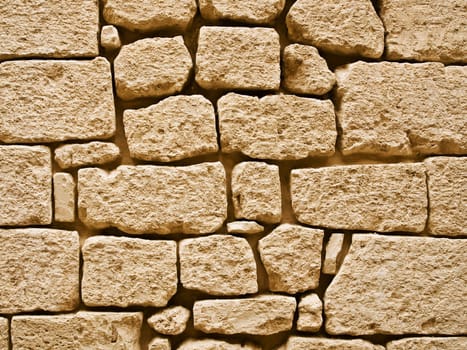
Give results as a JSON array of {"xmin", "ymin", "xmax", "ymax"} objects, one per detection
[
  {"xmin": 322, "ymin": 234, "xmax": 345, "ymax": 275},
  {"xmin": 325, "ymin": 234, "xmax": 467, "ymax": 335},
  {"xmin": 227, "ymin": 221, "xmax": 264, "ymax": 235},
  {"xmin": 148, "ymin": 306, "xmax": 190, "ymax": 335},
  {"xmin": 55, "ymin": 142, "xmax": 120, "ymax": 169},
  {"xmin": 387, "ymin": 337, "xmax": 467, "ymax": 350},
  {"xmin": 149, "ymin": 338, "xmax": 171, "ymax": 350},
  {"xmin": 0, "ymin": 318, "xmax": 7, "ymax": 350},
  {"xmin": 53, "ymin": 173, "xmax": 75, "ymax": 223},
  {"xmin": 284, "ymin": 337, "xmax": 384, "ymax": 350},
  {"xmin": 297, "ymin": 294, "xmax": 322, "ymax": 332},
  {"xmin": 179, "ymin": 339, "xmax": 259, "ymax": 350},
  {"xmin": 291, "ymin": 163, "xmax": 427, "ymax": 232}
]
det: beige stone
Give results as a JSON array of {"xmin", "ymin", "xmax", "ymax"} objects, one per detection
[
  {"xmin": 194, "ymin": 295, "xmax": 296, "ymax": 335},
  {"xmin": 322, "ymin": 234, "xmax": 345, "ymax": 275},
  {"xmin": 149, "ymin": 338, "xmax": 171, "ymax": 350},
  {"xmin": 387, "ymin": 337, "xmax": 467, "ymax": 350},
  {"xmin": 78, "ymin": 162, "xmax": 226, "ymax": 234},
  {"xmin": 115, "ymin": 37, "xmax": 192, "ymax": 100},
  {"xmin": 297, "ymin": 294, "xmax": 323, "ymax": 332},
  {"xmin": 180, "ymin": 235, "xmax": 257, "ymax": 295},
  {"xmin": 124, "ymin": 95, "xmax": 218, "ymax": 162},
  {"xmin": 0, "ymin": 229, "xmax": 79, "ymax": 314},
  {"xmin": 0, "ymin": 0, "xmax": 98, "ymax": 59},
  {"xmin": 82, "ymin": 236, "xmax": 177, "ymax": 307},
  {"xmin": 53, "ymin": 173, "xmax": 75, "ymax": 223},
  {"xmin": 55, "ymin": 142, "xmax": 120, "ymax": 169},
  {"xmin": 325, "ymin": 234, "xmax": 467, "ymax": 335},
  {"xmin": 0, "ymin": 318, "xmax": 7, "ymax": 350},
  {"xmin": 284, "ymin": 337, "xmax": 384, "ymax": 350},
  {"xmin": 286, "ymin": 0, "xmax": 384, "ymax": 58},
  {"xmin": 0, "ymin": 58, "xmax": 115, "ymax": 143},
  {"xmin": 335, "ymin": 62, "xmax": 467, "ymax": 156},
  {"xmin": 148, "ymin": 306, "xmax": 190, "ymax": 335},
  {"xmin": 196, "ymin": 27, "xmax": 280, "ymax": 90},
  {"xmin": 11, "ymin": 312, "xmax": 142, "ymax": 349},
  {"xmin": 219, "ymin": 93, "xmax": 336, "ymax": 160},
  {"xmin": 258, "ymin": 224, "xmax": 323, "ymax": 294},
  {"xmin": 0, "ymin": 146, "xmax": 51, "ymax": 226},
  {"xmin": 291, "ymin": 163, "xmax": 427, "ymax": 232},
  {"xmin": 100, "ymin": 25, "xmax": 121, "ymax": 50},
  {"xmin": 178, "ymin": 339, "xmax": 259, "ymax": 350},
  {"xmin": 227, "ymin": 221, "xmax": 264, "ymax": 235}
]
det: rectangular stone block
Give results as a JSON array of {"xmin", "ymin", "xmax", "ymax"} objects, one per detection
[
  {"xmin": 0, "ymin": 318, "xmax": 7, "ymax": 350},
  {"xmin": 284, "ymin": 337, "xmax": 383, "ymax": 350},
  {"xmin": 55, "ymin": 142, "xmax": 120, "ymax": 169},
  {"xmin": 387, "ymin": 337, "xmax": 467, "ymax": 350},
  {"xmin": 54, "ymin": 173, "xmax": 75, "ymax": 222}
]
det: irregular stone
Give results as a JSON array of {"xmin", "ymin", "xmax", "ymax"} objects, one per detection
[
  {"xmin": 196, "ymin": 27, "xmax": 280, "ymax": 90},
  {"xmin": 124, "ymin": 95, "xmax": 218, "ymax": 162},
  {"xmin": 55, "ymin": 142, "xmax": 120, "ymax": 169},
  {"xmin": 193, "ymin": 295, "xmax": 296, "ymax": 335},
  {"xmin": 284, "ymin": 337, "xmax": 384, "ymax": 350},
  {"xmin": 0, "ymin": 146, "xmax": 51, "ymax": 226},
  {"xmin": 115, "ymin": 37, "xmax": 192, "ymax": 100},
  {"xmin": 335, "ymin": 62, "xmax": 467, "ymax": 156},
  {"xmin": 325, "ymin": 234, "xmax": 467, "ymax": 335},
  {"xmin": 0, "ymin": 58, "xmax": 115, "ymax": 143},
  {"xmin": 0, "ymin": 229, "xmax": 79, "ymax": 314},
  {"xmin": 232, "ymin": 162, "xmax": 281, "ymax": 223},
  {"xmin": 178, "ymin": 339, "xmax": 259, "ymax": 350},
  {"xmin": 180, "ymin": 235, "xmax": 257, "ymax": 295},
  {"xmin": 227, "ymin": 221, "xmax": 264, "ymax": 235},
  {"xmin": 78, "ymin": 162, "xmax": 226, "ymax": 234},
  {"xmin": 149, "ymin": 337, "xmax": 171, "ymax": 350},
  {"xmin": 258, "ymin": 224, "xmax": 323, "ymax": 293},
  {"xmin": 218, "ymin": 93, "xmax": 336, "ymax": 159},
  {"xmin": 387, "ymin": 337, "xmax": 467, "ymax": 350},
  {"xmin": 82, "ymin": 236, "xmax": 177, "ymax": 307},
  {"xmin": 286, "ymin": 0, "xmax": 384, "ymax": 58},
  {"xmin": 0, "ymin": 0, "xmax": 98, "ymax": 59},
  {"xmin": 297, "ymin": 294, "xmax": 323, "ymax": 332},
  {"xmin": 100, "ymin": 25, "xmax": 121, "ymax": 50},
  {"xmin": 291, "ymin": 163, "xmax": 427, "ymax": 232},
  {"xmin": 322, "ymin": 234, "xmax": 345, "ymax": 275},
  {"xmin": 148, "ymin": 306, "xmax": 190, "ymax": 335},
  {"xmin": 0, "ymin": 318, "xmax": 7, "ymax": 350},
  {"xmin": 53, "ymin": 173, "xmax": 75, "ymax": 223}
]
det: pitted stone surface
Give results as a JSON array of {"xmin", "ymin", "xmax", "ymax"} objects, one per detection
[
  {"xmin": 53, "ymin": 173, "xmax": 75, "ymax": 223},
  {"xmin": 218, "ymin": 93, "xmax": 336, "ymax": 160},
  {"xmin": 78, "ymin": 162, "xmax": 226, "ymax": 234},
  {"xmin": 387, "ymin": 337, "xmax": 467, "ymax": 350},
  {"xmin": 0, "ymin": 318, "xmax": 7, "ymax": 350},
  {"xmin": 322, "ymin": 234, "xmax": 345, "ymax": 275},
  {"xmin": 297, "ymin": 294, "xmax": 323, "ymax": 332},
  {"xmin": 55, "ymin": 142, "xmax": 120, "ymax": 169},
  {"xmin": 100, "ymin": 25, "xmax": 121, "ymax": 50},
  {"xmin": 284, "ymin": 337, "xmax": 384, "ymax": 350},
  {"xmin": 148, "ymin": 306, "xmax": 190, "ymax": 335},
  {"xmin": 178, "ymin": 339, "xmax": 260, "ymax": 350},
  {"xmin": 149, "ymin": 338, "xmax": 171, "ymax": 350},
  {"xmin": 124, "ymin": 95, "xmax": 218, "ymax": 162},
  {"xmin": 227, "ymin": 221, "xmax": 264, "ymax": 235},
  {"xmin": 325, "ymin": 234, "xmax": 467, "ymax": 335}
]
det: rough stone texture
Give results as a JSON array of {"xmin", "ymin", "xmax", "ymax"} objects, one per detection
[
  {"xmin": 297, "ymin": 294, "xmax": 323, "ymax": 332},
  {"xmin": 258, "ymin": 224, "xmax": 323, "ymax": 294},
  {"xmin": 325, "ymin": 234, "xmax": 467, "ymax": 335},
  {"xmin": 115, "ymin": 37, "xmax": 192, "ymax": 100},
  {"xmin": 78, "ymin": 162, "xmax": 226, "ymax": 234},
  {"xmin": 178, "ymin": 339, "xmax": 259, "ymax": 350},
  {"xmin": 322, "ymin": 234, "xmax": 345, "ymax": 275},
  {"xmin": 180, "ymin": 235, "xmax": 257, "ymax": 295},
  {"xmin": 335, "ymin": 62, "xmax": 467, "ymax": 156},
  {"xmin": 283, "ymin": 44, "xmax": 336, "ymax": 95},
  {"xmin": 227, "ymin": 221, "xmax": 264, "ymax": 235},
  {"xmin": 425, "ymin": 157, "xmax": 467, "ymax": 236},
  {"xmin": 387, "ymin": 337, "xmax": 467, "ymax": 350},
  {"xmin": 0, "ymin": 58, "xmax": 115, "ymax": 143},
  {"xmin": 0, "ymin": 229, "xmax": 79, "ymax": 314},
  {"xmin": 148, "ymin": 306, "xmax": 190, "ymax": 335},
  {"xmin": 218, "ymin": 93, "xmax": 336, "ymax": 160},
  {"xmin": 82, "ymin": 236, "xmax": 177, "ymax": 308},
  {"xmin": 194, "ymin": 295, "xmax": 296, "ymax": 335},
  {"xmin": 11, "ymin": 312, "xmax": 142, "ymax": 349},
  {"xmin": 291, "ymin": 163, "xmax": 427, "ymax": 232},
  {"xmin": 286, "ymin": 0, "xmax": 384, "ymax": 58},
  {"xmin": 0, "ymin": 0, "xmax": 98, "ymax": 59},
  {"xmin": 284, "ymin": 337, "xmax": 384, "ymax": 350},
  {"xmin": 0, "ymin": 146, "xmax": 51, "ymax": 226},
  {"xmin": 0, "ymin": 318, "xmax": 7, "ymax": 350},
  {"xmin": 53, "ymin": 173, "xmax": 75, "ymax": 223},
  {"xmin": 149, "ymin": 338, "xmax": 171, "ymax": 350},
  {"xmin": 100, "ymin": 25, "xmax": 121, "ymax": 50},
  {"xmin": 124, "ymin": 95, "xmax": 218, "ymax": 162},
  {"xmin": 55, "ymin": 142, "xmax": 120, "ymax": 169},
  {"xmin": 196, "ymin": 27, "xmax": 280, "ymax": 90},
  {"xmin": 380, "ymin": 0, "xmax": 467, "ymax": 63}
]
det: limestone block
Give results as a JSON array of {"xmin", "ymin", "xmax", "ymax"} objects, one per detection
[
  {"xmin": 291, "ymin": 163, "xmax": 427, "ymax": 232},
  {"xmin": 258, "ymin": 224, "xmax": 323, "ymax": 294},
  {"xmin": 100, "ymin": 25, "xmax": 121, "ymax": 51},
  {"xmin": 193, "ymin": 295, "xmax": 296, "ymax": 335},
  {"xmin": 325, "ymin": 234, "xmax": 467, "ymax": 335},
  {"xmin": 0, "ymin": 318, "xmax": 7, "ymax": 350},
  {"xmin": 196, "ymin": 27, "xmax": 280, "ymax": 90},
  {"xmin": 297, "ymin": 294, "xmax": 322, "ymax": 332},
  {"xmin": 0, "ymin": 146, "xmax": 51, "ymax": 226},
  {"xmin": 55, "ymin": 142, "xmax": 120, "ymax": 169},
  {"xmin": 218, "ymin": 93, "xmax": 336, "ymax": 160},
  {"xmin": 178, "ymin": 339, "xmax": 260, "ymax": 350},
  {"xmin": 284, "ymin": 337, "xmax": 384, "ymax": 350},
  {"xmin": 124, "ymin": 95, "xmax": 218, "ymax": 162},
  {"xmin": 232, "ymin": 162, "xmax": 281, "ymax": 223},
  {"xmin": 387, "ymin": 337, "xmax": 467, "ymax": 350},
  {"xmin": 149, "ymin": 338, "xmax": 171, "ymax": 350},
  {"xmin": 82, "ymin": 236, "xmax": 177, "ymax": 307},
  {"xmin": 0, "ymin": 58, "xmax": 115, "ymax": 143},
  {"xmin": 78, "ymin": 162, "xmax": 226, "ymax": 234},
  {"xmin": 286, "ymin": 0, "xmax": 384, "ymax": 58},
  {"xmin": 148, "ymin": 306, "xmax": 190, "ymax": 335},
  {"xmin": 53, "ymin": 173, "xmax": 75, "ymax": 222},
  {"xmin": 0, "ymin": 229, "xmax": 79, "ymax": 314},
  {"xmin": 115, "ymin": 37, "xmax": 192, "ymax": 100},
  {"xmin": 322, "ymin": 234, "xmax": 345, "ymax": 275},
  {"xmin": 227, "ymin": 221, "xmax": 264, "ymax": 235}
]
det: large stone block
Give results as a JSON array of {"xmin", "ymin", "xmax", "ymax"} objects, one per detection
[
  {"xmin": 283, "ymin": 337, "xmax": 383, "ymax": 350},
  {"xmin": 387, "ymin": 337, "xmax": 467, "ymax": 350}
]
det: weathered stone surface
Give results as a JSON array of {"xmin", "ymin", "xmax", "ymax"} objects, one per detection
[
  {"xmin": 335, "ymin": 62, "xmax": 467, "ymax": 156},
  {"xmin": 219, "ymin": 93, "xmax": 336, "ymax": 159},
  {"xmin": 286, "ymin": 0, "xmax": 384, "ymax": 58},
  {"xmin": 149, "ymin": 337, "xmax": 171, "ymax": 350},
  {"xmin": 387, "ymin": 337, "xmax": 467, "ymax": 350},
  {"xmin": 100, "ymin": 25, "xmax": 121, "ymax": 50},
  {"xmin": 283, "ymin": 44, "xmax": 335, "ymax": 95},
  {"xmin": 78, "ymin": 162, "xmax": 226, "ymax": 234},
  {"xmin": 148, "ymin": 306, "xmax": 190, "ymax": 335},
  {"xmin": 194, "ymin": 295, "xmax": 296, "ymax": 335},
  {"xmin": 0, "ymin": 0, "xmax": 98, "ymax": 59},
  {"xmin": 53, "ymin": 173, "xmax": 75, "ymax": 223},
  {"xmin": 291, "ymin": 163, "xmax": 427, "ymax": 232},
  {"xmin": 227, "ymin": 221, "xmax": 264, "ymax": 235},
  {"xmin": 0, "ymin": 229, "xmax": 79, "ymax": 314},
  {"xmin": 196, "ymin": 27, "xmax": 280, "ymax": 90},
  {"xmin": 0, "ymin": 318, "xmax": 7, "ymax": 350},
  {"xmin": 322, "ymin": 234, "xmax": 345, "ymax": 275},
  {"xmin": 0, "ymin": 146, "xmax": 51, "ymax": 226},
  {"xmin": 0, "ymin": 58, "xmax": 115, "ymax": 143},
  {"xmin": 380, "ymin": 0, "xmax": 467, "ymax": 63},
  {"xmin": 232, "ymin": 162, "xmax": 281, "ymax": 223},
  {"xmin": 180, "ymin": 235, "xmax": 257, "ymax": 295},
  {"xmin": 179, "ymin": 339, "xmax": 260, "ymax": 350},
  {"xmin": 82, "ymin": 236, "xmax": 177, "ymax": 307},
  {"xmin": 284, "ymin": 337, "xmax": 384, "ymax": 350},
  {"xmin": 425, "ymin": 157, "xmax": 467, "ymax": 236},
  {"xmin": 55, "ymin": 142, "xmax": 120, "ymax": 169},
  {"xmin": 124, "ymin": 95, "xmax": 218, "ymax": 162},
  {"xmin": 11, "ymin": 312, "xmax": 142, "ymax": 349},
  {"xmin": 259, "ymin": 224, "xmax": 323, "ymax": 294},
  {"xmin": 297, "ymin": 294, "xmax": 323, "ymax": 332},
  {"xmin": 115, "ymin": 37, "xmax": 192, "ymax": 100},
  {"xmin": 325, "ymin": 234, "xmax": 467, "ymax": 335}
]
